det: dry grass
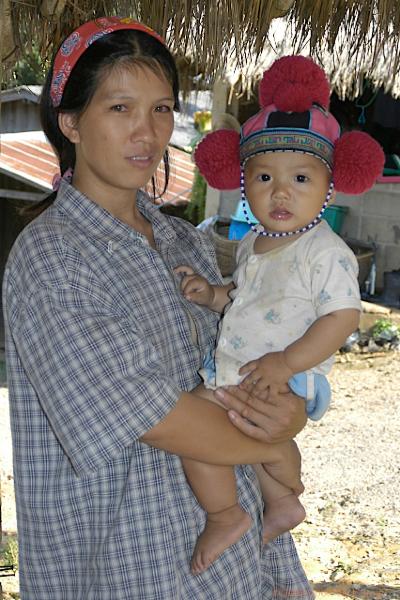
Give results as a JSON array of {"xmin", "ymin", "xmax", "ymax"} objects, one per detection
[{"xmin": 3, "ymin": 1, "xmax": 400, "ymax": 98}]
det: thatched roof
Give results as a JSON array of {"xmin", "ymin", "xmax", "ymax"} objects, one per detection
[{"xmin": 2, "ymin": 1, "xmax": 400, "ymax": 98}]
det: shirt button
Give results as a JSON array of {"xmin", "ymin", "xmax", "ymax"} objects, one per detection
[
  {"xmin": 235, "ymin": 298, "xmax": 243, "ymax": 306},
  {"xmin": 249, "ymin": 255, "xmax": 258, "ymax": 263},
  {"xmin": 219, "ymin": 338, "xmax": 227, "ymax": 347}
]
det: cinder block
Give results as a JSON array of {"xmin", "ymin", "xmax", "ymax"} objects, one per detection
[
  {"xmin": 334, "ymin": 192, "xmax": 364, "ymax": 214},
  {"xmin": 341, "ymin": 215, "xmax": 361, "ymax": 240},
  {"xmin": 360, "ymin": 216, "xmax": 396, "ymax": 245},
  {"xmin": 363, "ymin": 189, "xmax": 400, "ymax": 217}
]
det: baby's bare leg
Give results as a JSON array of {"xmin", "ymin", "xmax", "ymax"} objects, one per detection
[
  {"xmin": 182, "ymin": 458, "xmax": 251, "ymax": 574},
  {"xmin": 183, "ymin": 385, "xmax": 251, "ymax": 574},
  {"xmin": 254, "ymin": 455, "xmax": 306, "ymax": 543}
]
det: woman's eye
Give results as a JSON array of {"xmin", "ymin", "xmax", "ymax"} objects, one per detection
[
  {"xmin": 155, "ymin": 105, "xmax": 172, "ymax": 113},
  {"xmin": 111, "ymin": 104, "xmax": 126, "ymax": 112}
]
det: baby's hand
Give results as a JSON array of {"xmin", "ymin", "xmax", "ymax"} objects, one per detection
[
  {"xmin": 239, "ymin": 351, "xmax": 294, "ymax": 396},
  {"xmin": 174, "ymin": 265, "xmax": 215, "ymax": 307}
]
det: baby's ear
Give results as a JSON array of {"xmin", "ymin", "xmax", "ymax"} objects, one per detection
[{"xmin": 58, "ymin": 112, "xmax": 80, "ymax": 144}]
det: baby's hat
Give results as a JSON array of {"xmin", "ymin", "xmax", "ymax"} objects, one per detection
[{"xmin": 195, "ymin": 55, "xmax": 384, "ymax": 194}]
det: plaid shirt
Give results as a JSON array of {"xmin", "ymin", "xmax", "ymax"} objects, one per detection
[{"xmin": 3, "ymin": 180, "xmax": 314, "ymax": 599}]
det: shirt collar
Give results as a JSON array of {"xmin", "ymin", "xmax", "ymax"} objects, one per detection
[{"xmin": 54, "ymin": 179, "xmax": 177, "ymax": 245}]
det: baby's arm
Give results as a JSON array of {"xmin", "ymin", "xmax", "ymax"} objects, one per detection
[
  {"xmin": 240, "ymin": 308, "xmax": 360, "ymax": 394},
  {"xmin": 174, "ymin": 265, "xmax": 234, "ymax": 313}
]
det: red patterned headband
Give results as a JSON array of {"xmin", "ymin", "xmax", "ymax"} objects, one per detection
[{"xmin": 50, "ymin": 17, "xmax": 165, "ymax": 107}]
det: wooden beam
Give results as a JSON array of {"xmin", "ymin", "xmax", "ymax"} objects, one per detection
[
  {"xmin": 0, "ymin": 189, "xmax": 45, "ymax": 202},
  {"xmin": 205, "ymin": 79, "xmax": 229, "ymax": 219}
]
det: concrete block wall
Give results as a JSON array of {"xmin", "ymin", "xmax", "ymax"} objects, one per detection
[{"xmin": 335, "ymin": 183, "xmax": 400, "ymax": 290}]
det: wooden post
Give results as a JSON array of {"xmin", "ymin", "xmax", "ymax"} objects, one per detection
[{"xmin": 205, "ymin": 79, "xmax": 229, "ymax": 219}]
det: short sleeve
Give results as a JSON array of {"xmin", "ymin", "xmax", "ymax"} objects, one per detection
[
  {"xmin": 310, "ymin": 245, "xmax": 362, "ymax": 317},
  {"xmin": 15, "ymin": 286, "xmax": 181, "ymax": 476}
]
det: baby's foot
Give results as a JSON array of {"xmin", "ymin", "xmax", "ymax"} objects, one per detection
[
  {"xmin": 191, "ymin": 504, "xmax": 252, "ymax": 575},
  {"xmin": 262, "ymin": 494, "xmax": 306, "ymax": 544}
]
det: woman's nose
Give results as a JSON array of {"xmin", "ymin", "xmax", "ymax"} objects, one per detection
[{"xmin": 130, "ymin": 112, "xmax": 156, "ymax": 141}]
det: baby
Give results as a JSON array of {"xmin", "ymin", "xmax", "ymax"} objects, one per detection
[{"xmin": 177, "ymin": 55, "xmax": 384, "ymax": 575}]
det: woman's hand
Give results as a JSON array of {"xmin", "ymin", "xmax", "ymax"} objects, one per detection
[{"xmin": 214, "ymin": 383, "xmax": 307, "ymax": 444}]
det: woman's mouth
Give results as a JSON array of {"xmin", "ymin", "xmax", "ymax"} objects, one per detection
[
  {"xmin": 269, "ymin": 209, "xmax": 293, "ymax": 221},
  {"xmin": 126, "ymin": 155, "xmax": 153, "ymax": 168}
]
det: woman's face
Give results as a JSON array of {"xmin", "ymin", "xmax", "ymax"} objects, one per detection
[{"xmin": 60, "ymin": 63, "xmax": 175, "ymax": 209}]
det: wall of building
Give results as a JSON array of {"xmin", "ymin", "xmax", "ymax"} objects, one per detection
[
  {"xmin": 0, "ymin": 99, "xmax": 41, "ymax": 133},
  {"xmin": 335, "ymin": 182, "xmax": 400, "ymax": 291}
]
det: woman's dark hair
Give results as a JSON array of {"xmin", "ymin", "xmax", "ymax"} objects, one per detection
[{"xmin": 27, "ymin": 28, "xmax": 180, "ymax": 220}]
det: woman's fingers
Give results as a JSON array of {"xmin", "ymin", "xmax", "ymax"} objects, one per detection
[
  {"xmin": 225, "ymin": 409, "xmax": 271, "ymax": 442},
  {"xmin": 215, "ymin": 385, "xmax": 307, "ymax": 443},
  {"xmin": 215, "ymin": 386, "xmax": 274, "ymax": 441}
]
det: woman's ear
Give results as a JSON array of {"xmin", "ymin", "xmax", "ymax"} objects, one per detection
[{"xmin": 58, "ymin": 112, "xmax": 80, "ymax": 144}]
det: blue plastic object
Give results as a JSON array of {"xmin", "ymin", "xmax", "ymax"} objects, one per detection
[
  {"xmin": 228, "ymin": 201, "xmax": 259, "ymax": 240},
  {"xmin": 322, "ymin": 205, "xmax": 349, "ymax": 234}
]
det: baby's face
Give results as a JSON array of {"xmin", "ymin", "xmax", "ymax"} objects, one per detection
[{"xmin": 244, "ymin": 152, "xmax": 333, "ymax": 234}]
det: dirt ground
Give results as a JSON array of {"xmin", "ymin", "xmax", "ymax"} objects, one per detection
[
  {"xmin": 1, "ymin": 350, "xmax": 399, "ymax": 599},
  {"xmin": 293, "ymin": 350, "xmax": 400, "ymax": 600}
]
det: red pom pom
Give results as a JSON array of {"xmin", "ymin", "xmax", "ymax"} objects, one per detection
[
  {"xmin": 259, "ymin": 56, "xmax": 331, "ymax": 112},
  {"xmin": 194, "ymin": 130, "xmax": 241, "ymax": 190},
  {"xmin": 333, "ymin": 131, "xmax": 385, "ymax": 194}
]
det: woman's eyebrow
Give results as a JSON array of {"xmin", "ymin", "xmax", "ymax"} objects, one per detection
[{"xmin": 101, "ymin": 92, "xmax": 175, "ymax": 102}]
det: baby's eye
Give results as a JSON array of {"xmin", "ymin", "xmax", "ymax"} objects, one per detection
[
  {"xmin": 296, "ymin": 174, "xmax": 308, "ymax": 183},
  {"xmin": 257, "ymin": 173, "xmax": 271, "ymax": 182}
]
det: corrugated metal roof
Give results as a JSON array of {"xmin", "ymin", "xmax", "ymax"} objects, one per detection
[
  {"xmin": 0, "ymin": 131, "xmax": 194, "ymax": 204},
  {"xmin": 0, "ymin": 85, "xmax": 42, "ymax": 104}
]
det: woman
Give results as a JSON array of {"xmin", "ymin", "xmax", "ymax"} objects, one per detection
[{"xmin": 2, "ymin": 17, "xmax": 313, "ymax": 599}]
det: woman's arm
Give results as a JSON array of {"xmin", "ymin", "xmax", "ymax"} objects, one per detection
[{"xmin": 141, "ymin": 386, "xmax": 306, "ymax": 464}]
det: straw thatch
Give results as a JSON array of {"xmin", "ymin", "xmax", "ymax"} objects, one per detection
[{"xmin": 2, "ymin": 1, "xmax": 400, "ymax": 98}]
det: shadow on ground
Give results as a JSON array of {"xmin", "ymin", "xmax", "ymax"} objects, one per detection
[{"xmin": 313, "ymin": 579, "xmax": 400, "ymax": 599}]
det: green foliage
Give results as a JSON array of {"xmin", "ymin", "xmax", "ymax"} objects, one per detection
[
  {"xmin": 183, "ymin": 110, "xmax": 212, "ymax": 226},
  {"xmin": 0, "ymin": 537, "xmax": 18, "ymax": 570},
  {"xmin": 371, "ymin": 318, "xmax": 400, "ymax": 341},
  {"xmin": 184, "ymin": 167, "xmax": 207, "ymax": 225},
  {"xmin": 12, "ymin": 47, "xmax": 46, "ymax": 86}
]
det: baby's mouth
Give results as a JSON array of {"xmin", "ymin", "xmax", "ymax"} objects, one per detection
[{"xmin": 269, "ymin": 209, "xmax": 293, "ymax": 221}]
